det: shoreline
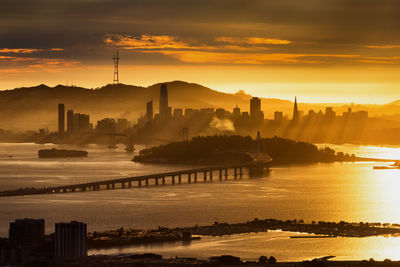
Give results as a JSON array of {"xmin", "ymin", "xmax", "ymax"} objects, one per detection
[{"xmin": 86, "ymin": 218, "xmax": 400, "ymax": 250}]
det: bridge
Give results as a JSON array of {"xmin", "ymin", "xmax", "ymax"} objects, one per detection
[{"xmin": 0, "ymin": 161, "xmax": 271, "ymax": 197}]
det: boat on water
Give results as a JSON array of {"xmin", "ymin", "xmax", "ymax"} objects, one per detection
[
  {"xmin": 38, "ymin": 148, "xmax": 88, "ymax": 158},
  {"xmin": 373, "ymin": 161, "xmax": 400, "ymax": 170}
]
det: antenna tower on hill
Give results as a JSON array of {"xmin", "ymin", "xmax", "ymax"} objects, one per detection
[{"xmin": 113, "ymin": 49, "xmax": 120, "ymax": 84}]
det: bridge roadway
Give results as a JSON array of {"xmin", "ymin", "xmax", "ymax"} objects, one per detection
[{"xmin": 0, "ymin": 162, "xmax": 270, "ymax": 197}]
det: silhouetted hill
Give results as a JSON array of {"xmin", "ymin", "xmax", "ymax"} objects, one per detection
[
  {"xmin": 1, "ymin": 81, "xmax": 399, "ymax": 131},
  {"xmin": 0, "ymin": 81, "xmax": 290, "ymax": 131}
]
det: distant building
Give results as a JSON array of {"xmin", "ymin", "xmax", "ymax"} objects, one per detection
[
  {"xmin": 184, "ymin": 108, "xmax": 198, "ymax": 117},
  {"xmin": 325, "ymin": 107, "xmax": 336, "ymax": 120},
  {"xmin": 250, "ymin": 97, "xmax": 264, "ymax": 123},
  {"xmin": 73, "ymin": 113, "xmax": 90, "ymax": 133},
  {"xmin": 233, "ymin": 105, "xmax": 241, "ymax": 117},
  {"xmin": 159, "ymin": 83, "xmax": 170, "ymax": 119},
  {"xmin": 250, "ymin": 97, "xmax": 261, "ymax": 117},
  {"xmin": 292, "ymin": 97, "xmax": 299, "ymax": 122},
  {"xmin": 216, "ymin": 108, "xmax": 226, "ymax": 118},
  {"xmin": 55, "ymin": 221, "xmax": 87, "ymax": 260},
  {"xmin": 146, "ymin": 101, "xmax": 153, "ymax": 121},
  {"xmin": 58, "ymin": 104, "xmax": 65, "ymax": 133},
  {"xmin": 96, "ymin": 118, "xmax": 115, "ymax": 133},
  {"xmin": 67, "ymin": 110, "xmax": 74, "ymax": 132},
  {"xmin": 116, "ymin": 118, "xmax": 129, "ymax": 132},
  {"xmin": 173, "ymin": 108, "xmax": 183, "ymax": 118},
  {"xmin": 9, "ymin": 218, "xmax": 45, "ymax": 248},
  {"xmin": 274, "ymin": 111, "xmax": 283, "ymax": 122},
  {"xmin": 200, "ymin": 108, "xmax": 214, "ymax": 114}
]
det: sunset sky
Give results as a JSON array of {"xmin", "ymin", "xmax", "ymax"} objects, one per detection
[{"xmin": 1, "ymin": 0, "xmax": 400, "ymax": 103}]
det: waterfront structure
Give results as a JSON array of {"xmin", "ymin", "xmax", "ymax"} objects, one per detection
[
  {"xmin": 0, "ymin": 161, "xmax": 272, "ymax": 197},
  {"xmin": 292, "ymin": 97, "xmax": 299, "ymax": 122},
  {"xmin": 146, "ymin": 101, "xmax": 153, "ymax": 121},
  {"xmin": 58, "ymin": 104, "xmax": 65, "ymax": 133},
  {"xmin": 67, "ymin": 110, "xmax": 74, "ymax": 132},
  {"xmin": 55, "ymin": 221, "xmax": 87, "ymax": 260},
  {"xmin": 9, "ymin": 218, "xmax": 45, "ymax": 248}
]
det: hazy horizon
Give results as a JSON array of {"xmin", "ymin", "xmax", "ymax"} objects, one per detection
[{"xmin": 2, "ymin": 80, "xmax": 400, "ymax": 105}]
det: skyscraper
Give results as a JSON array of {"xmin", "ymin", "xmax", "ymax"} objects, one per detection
[
  {"xmin": 292, "ymin": 96, "xmax": 299, "ymax": 122},
  {"xmin": 159, "ymin": 83, "xmax": 169, "ymax": 118},
  {"xmin": 67, "ymin": 110, "xmax": 74, "ymax": 132},
  {"xmin": 250, "ymin": 97, "xmax": 261, "ymax": 118},
  {"xmin": 146, "ymin": 101, "xmax": 153, "ymax": 121},
  {"xmin": 250, "ymin": 97, "xmax": 264, "ymax": 124},
  {"xmin": 58, "ymin": 104, "xmax": 65, "ymax": 133}
]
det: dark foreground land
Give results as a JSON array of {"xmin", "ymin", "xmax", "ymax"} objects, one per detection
[
  {"xmin": 48, "ymin": 254, "xmax": 400, "ymax": 267},
  {"xmin": 88, "ymin": 218, "xmax": 400, "ymax": 249}
]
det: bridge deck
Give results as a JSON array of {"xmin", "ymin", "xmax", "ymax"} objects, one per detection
[{"xmin": 0, "ymin": 161, "xmax": 271, "ymax": 197}]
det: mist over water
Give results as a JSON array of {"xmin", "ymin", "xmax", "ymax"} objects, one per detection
[{"xmin": 1, "ymin": 142, "xmax": 400, "ymax": 260}]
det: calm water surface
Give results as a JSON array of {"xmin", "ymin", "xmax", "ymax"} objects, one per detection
[{"xmin": 1, "ymin": 142, "xmax": 400, "ymax": 261}]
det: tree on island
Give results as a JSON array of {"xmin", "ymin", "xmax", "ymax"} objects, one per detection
[{"xmin": 133, "ymin": 135, "xmax": 352, "ymax": 165}]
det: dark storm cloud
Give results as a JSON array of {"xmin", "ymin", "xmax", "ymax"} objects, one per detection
[{"xmin": 1, "ymin": 0, "xmax": 400, "ymax": 66}]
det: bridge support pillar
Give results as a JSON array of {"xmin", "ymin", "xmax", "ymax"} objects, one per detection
[
  {"xmin": 155, "ymin": 178, "xmax": 159, "ymax": 185},
  {"xmin": 203, "ymin": 171, "xmax": 207, "ymax": 181},
  {"xmin": 162, "ymin": 177, "xmax": 165, "ymax": 185},
  {"xmin": 82, "ymin": 187, "xmax": 86, "ymax": 191},
  {"xmin": 138, "ymin": 180, "xmax": 142, "ymax": 187},
  {"xmin": 188, "ymin": 173, "xmax": 191, "ymax": 183},
  {"xmin": 178, "ymin": 174, "xmax": 182, "ymax": 184},
  {"xmin": 210, "ymin": 170, "xmax": 213, "ymax": 181},
  {"xmin": 225, "ymin": 168, "xmax": 228, "ymax": 180},
  {"xmin": 172, "ymin": 175, "xmax": 175, "ymax": 184},
  {"xmin": 219, "ymin": 169, "xmax": 222, "ymax": 181},
  {"xmin": 239, "ymin": 167, "xmax": 243, "ymax": 179},
  {"xmin": 145, "ymin": 179, "xmax": 149, "ymax": 186},
  {"xmin": 128, "ymin": 181, "xmax": 132, "ymax": 188},
  {"xmin": 234, "ymin": 168, "xmax": 237, "ymax": 179},
  {"xmin": 112, "ymin": 183, "xmax": 115, "ymax": 189},
  {"xmin": 122, "ymin": 182, "xmax": 125, "ymax": 188},
  {"xmin": 72, "ymin": 188, "xmax": 76, "ymax": 192},
  {"xmin": 194, "ymin": 172, "xmax": 197, "ymax": 183},
  {"xmin": 107, "ymin": 184, "xmax": 110, "ymax": 190}
]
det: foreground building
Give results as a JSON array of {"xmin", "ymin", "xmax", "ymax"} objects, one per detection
[{"xmin": 55, "ymin": 221, "xmax": 87, "ymax": 260}]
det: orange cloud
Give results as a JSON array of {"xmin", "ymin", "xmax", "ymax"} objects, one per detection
[
  {"xmin": 105, "ymin": 34, "xmax": 282, "ymax": 52},
  {"xmin": 106, "ymin": 35, "xmax": 398, "ymax": 66},
  {"xmin": 104, "ymin": 34, "xmax": 210, "ymax": 50},
  {"xmin": 366, "ymin": 45, "xmax": 400, "ymax": 49},
  {"xmin": 216, "ymin": 37, "xmax": 291, "ymax": 45},
  {"xmin": 0, "ymin": 48, "xmax": 42, "ymax": 53},
  {"xmin": 156, "ymin": 51, "xmax": 359, "ymax": 64}
]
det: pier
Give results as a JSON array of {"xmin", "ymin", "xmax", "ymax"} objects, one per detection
[{"xmin": 0, "ymin": 162, "xmax": 271, "ymax": 197}]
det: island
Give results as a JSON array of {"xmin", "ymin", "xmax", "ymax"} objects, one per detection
[{"xmin": 133, "ymin": 135, "xmax": 359, "ymax": 165}]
